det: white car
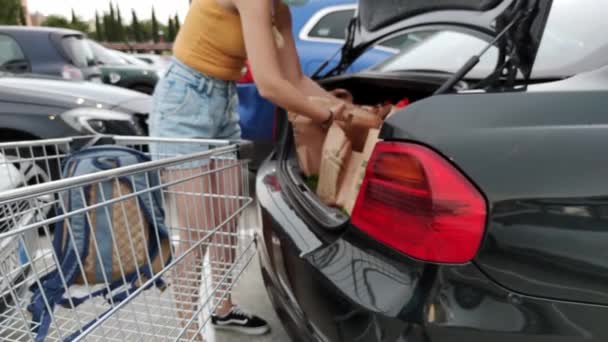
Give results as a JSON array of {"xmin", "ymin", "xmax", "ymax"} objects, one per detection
[{"xmin": 0, "ymin": 153, "xmax": 49, "ymax": 320}]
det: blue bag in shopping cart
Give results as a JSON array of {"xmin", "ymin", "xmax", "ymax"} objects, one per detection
[{"xmin": 27, "ymin": 146, "xmax": 173, "ymax": 342}]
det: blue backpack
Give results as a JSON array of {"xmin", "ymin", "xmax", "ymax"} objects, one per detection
[{"xmin": 28, "ymin": 146, "xmax": 173, "ymax": 342}]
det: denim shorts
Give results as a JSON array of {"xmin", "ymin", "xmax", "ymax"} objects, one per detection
[{"xmin": 148, "ymin": 58, "xmax": 241, "ymax": 167}]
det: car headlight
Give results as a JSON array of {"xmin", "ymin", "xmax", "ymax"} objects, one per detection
[{"xmin": 60, "ymin": 108, "xmax": 138, "ymax": 135}]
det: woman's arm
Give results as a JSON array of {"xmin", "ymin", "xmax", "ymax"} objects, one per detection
[
  {"xmin": 232, "ymin": 0, "xmax": 340, "ymax": 123},
  {"xmin": 274, "ymin": 4, "xmax": 345, "ymax": 99}
]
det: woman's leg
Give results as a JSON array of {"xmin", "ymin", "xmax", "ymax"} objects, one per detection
[
  {"xmin": 208, "ymin": 157, "xmax": 241, "ymax": 316},
  {"xmin": 165, "ymin": 166, "xmax": 215, "ymax": 341}
]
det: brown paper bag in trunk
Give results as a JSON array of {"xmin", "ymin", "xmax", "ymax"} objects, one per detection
[
  {"xmin": 336, "ymin": 128, "xmax": 381, "ymax": 214},
  {"xmin": 308, "ymin": 96, "xmax": 381, "ymax": 152},
  {"xmin": 317, "ymin": 123, "xmax": 352, "ymax": 206},
  {"xmin": 289, "ymin": 95, "xmax": 382, "ymax": 177},
  {"xmin": 289, "ymin": 113, "xmax": 327, "ymax": 177}
]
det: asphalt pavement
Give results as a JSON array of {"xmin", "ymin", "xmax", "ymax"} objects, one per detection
[
  {"xmin": 2, "ymin": 200, "xmax": 289, "ymax": 342},
  {"xmin": 213, "ymin": 256, "xmax": 289, "ymax": 342},
  {"xmin": 194, "ymin": 199, "xmax": 288, "ymax": 342},
  {"xmin": 212, "ymin": 200, "xmax": 289, "ymax": 342}
]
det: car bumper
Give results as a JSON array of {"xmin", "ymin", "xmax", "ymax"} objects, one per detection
[{"xmin": 256, "ymin": 159, "xmax": 608, "ymax": 342}]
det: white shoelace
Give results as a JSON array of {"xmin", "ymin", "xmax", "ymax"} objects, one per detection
[{"xmin": 230, "ymin": 305, "xmax": 253, "ymax": 319}]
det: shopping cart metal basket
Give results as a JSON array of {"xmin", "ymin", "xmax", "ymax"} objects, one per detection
[{"xmin": 0, "ymin": 136, "xmax": 256, "ymax": 341}]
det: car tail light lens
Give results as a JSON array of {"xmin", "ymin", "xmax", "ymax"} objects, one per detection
[
  {"xmin": 238, "ymin": 61, "xmax": 254, "ymax": 84},
  {"xmin": 61, "ymin": 65, "xmax": 84, "ymax": 80},
  {"xmin": 351, "ymin": 142, "xmax": 487, "ymax": 264}
]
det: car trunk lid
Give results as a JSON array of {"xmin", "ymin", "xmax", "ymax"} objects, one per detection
[
  {"xmin": 325, "ymin": 0, "xmax": 554, "ymax": 84},
  {"xmin": 272, "ymin": 0, "xmax": 555, "ymax": 239}
]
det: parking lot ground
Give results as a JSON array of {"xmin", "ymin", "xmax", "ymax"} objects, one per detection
[
  {"xmin": 1, "ymin": 200, "xmax": 287, "ymax": 342},
  {"xmin": 212, "ymin": 199, "xmax": 289, "ymax": 342},
  {"xmin": 214, "ymin": 255, "xmax": 289, "ymax": 342}
]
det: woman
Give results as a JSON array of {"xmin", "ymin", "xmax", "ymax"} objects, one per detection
[{"xmin": 149, "ymin": 0, "xmax": 350, "ymax": 339}]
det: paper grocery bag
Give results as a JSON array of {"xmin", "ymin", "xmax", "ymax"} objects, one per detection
[
  {"xmin": 336, "ymin": 128, "xmax": 381, "ymax": 214},
  {"xmin": 308, "ymin": 96, "xmax": 383, "ymax": 130},
  {"xmin": 336, "ymin": 151, "xmax": 363, "ymax": 212},
  {"xmin": 317, "ymin": 123, "xmax": 352, "ymax": 206},
  {"xmin": 307, "ymin": 96, "xmax": 380, "ymax": 152},
  {"xmin": 289, "ymin": 113, "xmax": 327, "ymax": 177}
]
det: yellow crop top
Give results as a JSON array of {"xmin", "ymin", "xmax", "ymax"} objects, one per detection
[{"xmin": 173, "ymin": 0, "xmax": 247, "ymax": 81}]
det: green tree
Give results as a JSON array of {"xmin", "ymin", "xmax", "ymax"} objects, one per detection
[
  {"xmin": 103, "ymin": 14, "xmax": 112, "ymax": 41},
  {"xmin": 0, "ymin": 0, "xmax": 22, "ymax": 25},
  {"xmin": 71, "ymin": 9, "xmax": 77, "ymax": 25},
  {"xmin": 19, "ymin": 6, "xmax": 27, "ymax": 25},
  {"xmin": 116, "ymin": 7, "xmax": 126, "ymax": 41},
  {"xmin": 107, "ymin": 2, "xmax": 116, "ymax": 41},
  {"xmin": 69, "ymin": 9, "xmax": 89, "ymax": 33},
  {"xmin": 174, "ymin": 14, "xmax": 181, "ymax": 34},
  {"xmin": 167, "ymin": 17, "xmax": 175, "ymax": 42},
  {"xmin": 131, "ymin": 9, "xmax": 143, "ymax": 42},
  {"xmin": 151, "ymin": 8, "xmax": 159, "ymax": 43},
  {"xmin": 95, "ymin": 12, "xmax": 104, "ymax": 41},
  {"xmin": 41, "ymin": 15, "xmax": 71, "ymax": 28}
]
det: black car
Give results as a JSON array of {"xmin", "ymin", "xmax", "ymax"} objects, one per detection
[
  {"xmin": 257, "ymin": 1, "xmax": 608, "ymax": 341},
  {"xmin": 0, "ymin": 26, "xmax": 101, "ymax": 82},
  {"xmin": 0, "ymin": 72, "xmax": 149, "ymax": 143},
  {"xmin": 0, "ymin": 71, "xmax": 150, "ymax": 190}
]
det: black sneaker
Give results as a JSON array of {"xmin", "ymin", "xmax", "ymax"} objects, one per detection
[{"xmin": 211, "ymin": 306, "xmax": 270, "ymax": 335}]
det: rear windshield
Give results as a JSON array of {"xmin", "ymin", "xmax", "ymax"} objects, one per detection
[
  {"xmin": 61, "ymin": 36, "xmax": 95, "ymax": 68},
  {"xmin": 373, "ymin": 0, "xmax": 608, "ymax": 79}
]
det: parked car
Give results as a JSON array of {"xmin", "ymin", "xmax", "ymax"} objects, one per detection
[
  {"xmin": 0, "ymin": 26, "xmax": 101, "ymax": 82},
  {"xmin": 0, "ymin": 153, "xmax": 47, "ymax": 321},
  {"xmin": 0, "ymin": 71, "xmax": 150, "ymax": 182},
  {"xmin": 87, "ymin": 40, "xmax": 161, "ymax": 95},
  {"xmin": 257, "ymin": 0, "xmax": 608, "ymax": 341},
  {"xmin": 0, "ymin": 72, "xmax": 149, "ymax": 142},
  {"xmin": 238, "ymin": 0, "xmax": 398, "ymax": 169},
  {"xmin": 133, "ymin": 53, "xmax": 171, "ymax": 75}
]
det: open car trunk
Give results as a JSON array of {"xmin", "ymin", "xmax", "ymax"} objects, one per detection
[
  {"xmin": 273, "ymin": 0, "xmax": 553, "ymax": 232},
  {"xmin": 276, "ymin": 73, "xmax": 445, "ymax": 231}
]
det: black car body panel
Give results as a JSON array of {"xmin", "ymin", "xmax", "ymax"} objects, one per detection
[
  {"xmin": 258, "ymin": 151, "xmax": 608, "ymax": 342},
  {"xmin": 382, "ymin": 66, "xmax": 608, "ymax": 306},
  {"xmin": 0, "ymin": 76, "xmax": 149, "ymax": 111},
  {"xmin": 0, "ymin": 74, "xmax": 150, "ymax": 140}
]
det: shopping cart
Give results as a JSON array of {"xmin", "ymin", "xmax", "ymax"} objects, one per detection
[{"xmin": 0, "ymin": 136, "xmax": 256, "ymax": 341}]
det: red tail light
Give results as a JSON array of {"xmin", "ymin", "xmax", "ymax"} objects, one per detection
[
  {"xmin": 351, "ymin": 142, "xmax": 486, "ymax": 264},
  {"xmin": 238, "ymin": 61, "xmax": 254, "ymax": 84}
]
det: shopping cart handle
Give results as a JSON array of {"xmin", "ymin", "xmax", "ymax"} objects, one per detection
[{"xmin": 190, "ymin": 137, "xmax": 254, "ymax": 162}]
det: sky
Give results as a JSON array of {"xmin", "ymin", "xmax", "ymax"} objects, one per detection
[{"xmin": 27, "ymin": 0, "xmax": 190, "ymax": 22}]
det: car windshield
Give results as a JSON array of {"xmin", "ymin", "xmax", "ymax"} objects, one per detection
[
  {"xmin": 62, "ymin": 36, "xmax": 95, "ymax": 68},
  {"xmin": 372, "ymin": 0, "xmax": 608, "ymax": 79},
  {"xmin": 88, "ymin": 40, "xmax": 127, "ymax": 66},
  {"xmin": 118, "ymin": 52, "xmax": 149, "ymax": 66}
]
